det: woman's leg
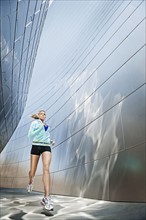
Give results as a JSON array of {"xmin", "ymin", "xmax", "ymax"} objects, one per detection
[
  {"xmin": 29, "ymin": 154, "xmax": 40, "ymax": 184},
  {"xmin": 42, "ymin": 152, "xmax": 52, "ymax": 197}
]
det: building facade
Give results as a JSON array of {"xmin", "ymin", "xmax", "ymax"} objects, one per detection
[
  {"xmin": 0, "ymin": 0, "xmax": 50, "ymax": 152},
  {"xmin": 0, "ymin": 0, "xmax": 145, "ymax": 202}
]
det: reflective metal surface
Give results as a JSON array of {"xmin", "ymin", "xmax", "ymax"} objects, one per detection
[
  {"xmin": 0, "ymin": 0, "xmax": 145, "ymax": 202},
  {"xmin": 0, "ymin": 0, "xmax": 49, "ymax": 151}
]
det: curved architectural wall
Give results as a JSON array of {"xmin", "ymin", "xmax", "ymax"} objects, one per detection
[
  {"xmin": 0, "ymin": 0, "xmax": 145, "ymax": 202},
  {"xmin": 0, "ymin": 0, "xmax": 50, "ymax": 152}
]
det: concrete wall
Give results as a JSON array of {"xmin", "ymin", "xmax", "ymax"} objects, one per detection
[{"xmin": 0, "ymin": 0, "xmax": 145, "ymax": 202}]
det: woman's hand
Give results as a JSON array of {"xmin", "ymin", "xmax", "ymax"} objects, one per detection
[{"xmin": 51, "ymin": 140, "xmax": 55, "ymax": 146}]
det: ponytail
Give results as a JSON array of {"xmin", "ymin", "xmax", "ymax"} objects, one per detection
[
  {"xmin": 31, "ymin": 114, "xmax": 39, "ymax": 119},
  {"xmin": 31, "ymin": 110, "xmax": 46, "ymax": 119}
]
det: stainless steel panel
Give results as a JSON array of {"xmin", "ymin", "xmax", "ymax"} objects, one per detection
[
  {"xmin": 111, "ymin": 48, "xmax": 145, "ymax": 99},
  {"xmin": 26, "ymin": 0, "xmax": 37, "ymax": 23},
  {"xmin": 1, "ymin": 13, "xmax": 16, "ymax": 58},
  {"xmin": 33, "ymin": 175, "xmax": 44, "ymax": 192},
  {"xmin": 0, "ymin": 1, "xmax": 145, "ymax": 203},
  {"xmin": 1, "ymin": 0, "xmax": 11, "ymax": 17},
  {"xmin": 109, "ymin": 143, "xmax": 146, "ymax": 202},
  {"xmin": 15, "ymin": 0, "xmax": 29, "ymax": 39},
  {"xmin": 1, "ymin": 52, "xmax": 13, "ymax": 78},
  {"xmin": 121, "ymin": 86, "xmax": 145, "ymax": 148},
  {"xmin": 81, "ymin": 158, "xmax": 109, "ymax": 200},
  {"xmin": 0, "ymin": 177, "xmax": 13, "ymax": 188},
  {"xmin": 51, "ymin": 171, "xmax": 64, "ymax": 195},
  {"xmin": 14, "ymin": 38, "xmax": 23, "ymax": 67},
  {"xmin": 50, "ymin": 147, "xmax": 60, "ymax": 172},
  {"xmin": 12, "ymin": 177, "xmax": 28, "ymax": 189},
  {"xmin": 23, "ymin": 25, "xmax": 32, "ymax": 53},
  {"xmin": 0, "ymin": 0, "xmax": 49, "ymax": 151},
  {"xmin": 54, "ymin": 128, "xmax": 88, "ymax": 170},
  {"xmin": 17, "ymin": 161, "xmax": 30, "ymax": 178},
  {"xmin": 85, "ymin": 106, "xmax": 125, "ymax": 161}
]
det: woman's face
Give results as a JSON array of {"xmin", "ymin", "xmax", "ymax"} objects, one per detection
[{"xmin": 38, "ymin": 111, "xmax": 46, "ymax": 121}]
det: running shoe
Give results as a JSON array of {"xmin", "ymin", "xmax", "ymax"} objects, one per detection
[
  {"xmin": 26, "ymin": 183, "xmax": 33, "ymax": 193},
  {"xmin": 41, "ymin": 196, "xmax": 54, "ymax": 211}
]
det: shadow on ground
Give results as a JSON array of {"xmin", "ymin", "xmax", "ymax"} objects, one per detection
[{"xmin": 0, "ymin": 188, "xmax": 145, "ymax": 220}]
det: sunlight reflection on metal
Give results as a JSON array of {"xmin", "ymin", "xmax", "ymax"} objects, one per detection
[{"xmin": 0, "ymin": 0, "xmax": 145, "ymax": 203}]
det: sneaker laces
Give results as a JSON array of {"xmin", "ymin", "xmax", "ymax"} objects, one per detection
[{"xmin": 45, "ymin": 196, "xmax": 53, "ymax": 204}]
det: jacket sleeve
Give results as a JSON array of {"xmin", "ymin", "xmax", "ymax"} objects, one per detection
[{"xmin": 28, "ymin": 121, "xmax": 43, "ymax": 139}]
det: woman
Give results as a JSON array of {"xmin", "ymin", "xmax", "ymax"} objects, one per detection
[{"xmin": 27, "ymin": 110, "xmax": 55, "ymax": 211}]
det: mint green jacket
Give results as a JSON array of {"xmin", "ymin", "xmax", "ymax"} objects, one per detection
[{"xmin": 28, "ymin": 119, "xmax": 51, "ymax": 146}]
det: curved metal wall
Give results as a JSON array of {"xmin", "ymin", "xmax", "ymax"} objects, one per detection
[
  {"xmin": 0, "ymin": 0, "xmax": 145, "ymax": 202},
  {"xmin": 0, "ymin": 0, "xmax": 50, "ymax": 152}
]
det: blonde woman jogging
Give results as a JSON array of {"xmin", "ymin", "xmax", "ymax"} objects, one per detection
[{"xmin": 27, "ymin": 110, "xmax": 55, "ymax": 211}]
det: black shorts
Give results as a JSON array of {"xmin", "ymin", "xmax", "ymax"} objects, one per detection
[{"xmin": 31, "ymin": 145, "xmax": 51, "ymax": 156}]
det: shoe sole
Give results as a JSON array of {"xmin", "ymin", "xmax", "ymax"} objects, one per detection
[
  {"xmin": 41, "ymin": 201, "xmax": 54, "ymax": 211},
  {"xmin": 43, "ymin": 207, "xmax": 54, "ymax": 211},
  {"xmin": 27, "ymin": 189, "xmax": 33, "ymax": 193}
]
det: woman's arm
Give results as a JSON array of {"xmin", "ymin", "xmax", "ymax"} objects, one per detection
[{"xmin": 28, "ymin": 121, "xmax": 43, "ymax": 139}]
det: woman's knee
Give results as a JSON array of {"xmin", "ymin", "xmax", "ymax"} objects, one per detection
[{"xmin": 43, "ymin": 166, "xmax": 50, "ymax": 173}]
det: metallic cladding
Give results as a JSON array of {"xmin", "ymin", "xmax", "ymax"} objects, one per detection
[
  {"xmin": 0, "ymin": 0, "xmax": 49, "ymax": 152},
  {"xmin": 0, "ymin": 0, "xmax": 145, "ymax": 202}
]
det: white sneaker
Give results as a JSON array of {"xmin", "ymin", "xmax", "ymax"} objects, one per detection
[
  {"xmin": 41, "ymin": 196, "xmax": 54, "ymax": 211},
  {"xmin": 27, "ymin": 183, "xmax": 33, "ymax": 193},
  {"xmin": 48, "ymin": 195, "xmax": 53, "ymax": 205}
]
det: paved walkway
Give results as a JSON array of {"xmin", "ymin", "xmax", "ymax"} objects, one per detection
[{"xmin": 0, "ymin": 188, "xmax": 145, "ymax": 220}]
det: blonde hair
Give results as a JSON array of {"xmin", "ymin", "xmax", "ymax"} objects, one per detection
[
  {"xmin": 31, "ymin": 114, "xmax": 39, "ymax": 119},
  {"xmin": 31, "ymin": 110, "xmax": 46, "ymax": 119}
]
